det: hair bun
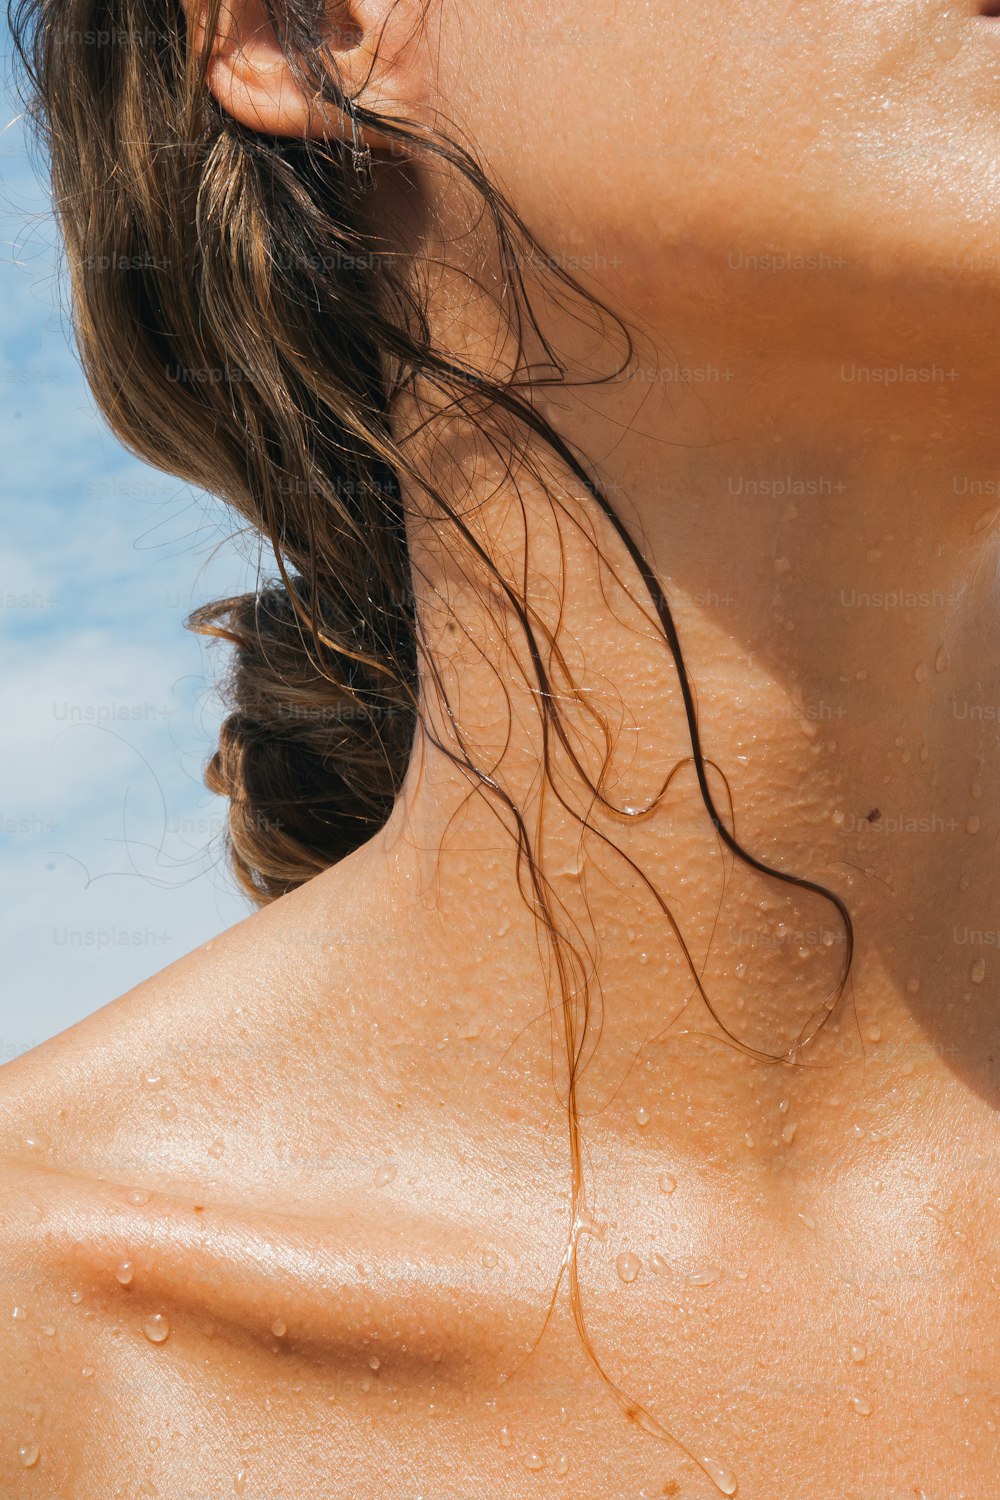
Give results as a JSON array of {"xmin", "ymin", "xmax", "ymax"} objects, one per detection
[{"xmin": 190, "ymin": 581, "xmax": 416, "ymax": 904}]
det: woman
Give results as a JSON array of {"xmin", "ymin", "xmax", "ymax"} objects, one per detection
[{"xmin": 2, "ymin": 0, "xmax": 999, "ymax": 1492}]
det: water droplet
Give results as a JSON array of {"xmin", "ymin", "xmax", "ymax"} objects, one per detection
[
  {"xmin": 18, "ymin": 1444, "xmax": 39, "ymax": 1467},
  {"xmin": 523, "ymin": 1452, "xmax": 546, "ymax": 1471},
  {"xmin": 658, "ymin": 1173, "xmax": 676, "ymax": 1194},
  {"xmin": 114, "ymin": 1261, "xmax": 134, "ymax": 1286},
  {"xmin": 126, "ymin": 1188, "xmax": 151, "ymax": 1206},
  {"xmin": 935, "ymin": 647, "xmax": 949, "ymax": 673},
  {"xmin": 781, "ymin": 1122, "xmax": 798, "ymax": 1144},
  {"xmin": 649, "ymin": 1253, "xmax": 669, "ymax": 1275},
  {"xmin": 777, "ymin": 1098, "xmax": 789, "ymax": 1113},
  {"xmin": 207, "ymin": 1139, "xmax": 224, "ymax": 1159},
  {"xmin": 368, "ymin": 1354, "xmax": 380, "ymax": 1370},
  {"xmin": 69, "ymin": 1290, "xmax": 83, "ymax": 1304},
  {"xmin": 616, "ymin": 1252, "xmax": 642, "ymax": 1283},
  {"xmin": 81, "ymin": 1366, "xmax": 95, "ymax": 1379},
  {"xmin": 688, "ymin": 1265, "xmax": 721, "ymax": 1285},
  {"xmin": 866, "ymin": 1023, "xmax": 882, "ymax": 1042},
  {"xmin": 147, "ymin": 1436, "xmax": 160, "ymax": 1453},
  {"xmin": 143, "ymin": 1074, "xmax": 164, "ymax": 1091},
  {"xmin": 575, "ymin": 1210, "xmax": 606, "ymax": 1241},
  {"xmin": 234, "ymin": 1469, "xmax": 248, "ymax": 1494},
  {"xmin": 850, "ymin": 1395, "xmax": 872, "ymax": 1415},
  {"xmin": 481, "ymin": 1248, "xmax": 499, "ymax": 1268},
  {"xmin": 798, "ymin": 1212, "xmax": 817, "ymax": 1231},
  {"xmin": 373, "ymin": 1164, "xmax": 397, "ymax": 1187},
  {"xmin": 499, "ymin": 1425, "xmax": 512, "ymax": 1448},
  {"xmin": 11, "ymin": 1305, "xmax": 28, "ymax": 1320},
  {"xmin": 39, "ymin": 1323, "xmax": 55, "ymax": 1336},
  {"xmin": 970, "ymin": 957, "xmax": 986, "ymax": 985},
  {"xmin": 142, "ymin": 1314, "xmax": 170, "ymax": 1344},
  {"xmin": 159, "ymin": 1101, "xmax": 177, "ymax": 1121},
  {"xmin": 553, "ymin": 1453, "xmax": 569, "ymax": 1475},
  {"xmin": 850, "ymin": 1342, "xmax": 866, "ymax": 1362},
  {"xmin": 24, "ymin": 1132, "xmax": 51, "ymax": 1152},
  {"xmin": 914, "ymin": 662, "xmax": 928, "ymax": 682},
  {"xmin": 905, "ymin": 976, "xmax": 920, "ymax": 995},
  {"xmin": 634, "ymin": 1106, "xmax": 651, "ymax": 1127},
  {"xmin": 699, "ymin": 1454, "xmax": 738, "ymax": 1495}
]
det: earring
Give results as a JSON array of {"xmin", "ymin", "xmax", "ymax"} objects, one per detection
[{"xmin": 345, "ymin": 96, "xmax": 374, "ymax": 195}]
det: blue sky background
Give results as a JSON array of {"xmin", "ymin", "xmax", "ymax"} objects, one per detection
[{"xmin": 1, "ymin": 29, "xmax": 259, "ymax": 1060}]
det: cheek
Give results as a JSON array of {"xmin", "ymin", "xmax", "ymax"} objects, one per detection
[{"xmin": 435, "ymin": 0, "xmax": 1000, "ymax": 322}]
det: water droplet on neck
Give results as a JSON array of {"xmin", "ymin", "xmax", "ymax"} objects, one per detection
[
  {"xmin": 522, "ymin": 1452, "xmax": 546, "ymax": 1471},
  {"xmin": 699, "ymin": 1454, "xmax": 738, "ymax": 1495},
  {"xmin": 11, "ymin": 1305, "xmax": 28, "ymax": 1320},
  {"xmin": 967, "ymin": 815, "xmax": 981, "ymax": 834},
  {"xmin": 18, "ymin": 1444, "xmax": 40, "ymax": 1467},
  {"xmin": 850, "ymin": 1342, "xmax": 866, "ymax": 1362},
  {"xmin": 658, "ymin": 1173, "xmax": 676, "ymax": 1194},
  {"xmin": 24, "ymin": 1131, "xmax": 51, "ymax": 1152},
  {"xmin": 688, "ymin": 1265, "xmax": 721, "ymax": 1285},
  {"xmin": 81, "ymin": 1366, "xmax": 95, "ymax": 1378},
  {"xmin": 207, "ymin": 1138, "xmax": 224, "ymax": 1159},
  {"xmin": 373, "ymin": 1164, "xmax": 397, "ymax": 1187},
  {"xmin": 142, "ymin": 1314, "xmax": 170, "ymax": 1344},
  {"xmin": 635, "ymin": 1106, "xmax": 651, "ymax": 1127},
  {"xmin": 616, "ymin": 1252, "xmax": 642, "ymax": 1283},
  {"xmin": 850, "ymin": 1395, "xmax": 872, "ymax": 1415},
  {"xmin": 970, "ymin": 957, "xmax": 986, "ymax": 985},
  {"xmin": 126, "ymin": 1188, "xmax": 151, "ymax": 1206},
  {"xmin": 553, "ymin": 1453, "xmax": 569, "ymax": 1475},
  {"xmin": 499, "ymin": 1425, "xmax": 512, "ymax": 1448},
  {"xmin": 481, "ymin": 1248, "xmax": 499, "ymax": 1268},
  {"xmin": 234, "ymin": 1468, "xmax": 248, "ymax": 1494},
  {"xmin": 935, "ymin": 646, "xmax": 950, "ymax": 673},
  {"xmin": 159, "ymin": 1101, "xmax": 177, "ymax": 1122},
  {"xmin": 114, "ymin": 1261, "xmax": 134, "ymax": 1286},
  {"xmin": 271, "ymin": 1318, "xmax": 286, "ymax": 1338}
]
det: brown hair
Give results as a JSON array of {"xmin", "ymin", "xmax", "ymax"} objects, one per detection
[{"xmin": 7, "ymin": 0, "xmax": 855, "ymax": 1483}]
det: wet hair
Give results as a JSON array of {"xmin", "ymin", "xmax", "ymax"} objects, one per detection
[{"xmin": 7, "ymin": 0, "xmax": 854, "ymax": 1483}]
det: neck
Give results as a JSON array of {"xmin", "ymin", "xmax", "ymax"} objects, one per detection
[{"xmin": 365, "ymin": 267, "xmax": 1000, "ymax": 1171}]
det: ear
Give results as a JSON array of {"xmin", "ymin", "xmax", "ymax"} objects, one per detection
[{"xmin": 182, "ymin": 0, "xmax": 426, "ymax": 144}]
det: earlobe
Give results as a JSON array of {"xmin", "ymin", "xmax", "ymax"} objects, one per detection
[
  {"xmin": 189, "ymin": 0, "xmax": 339, "ymax": 138},
  {"xmin": 182, "ymin": 0, "xmax": 427, "ymax": 145}
]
